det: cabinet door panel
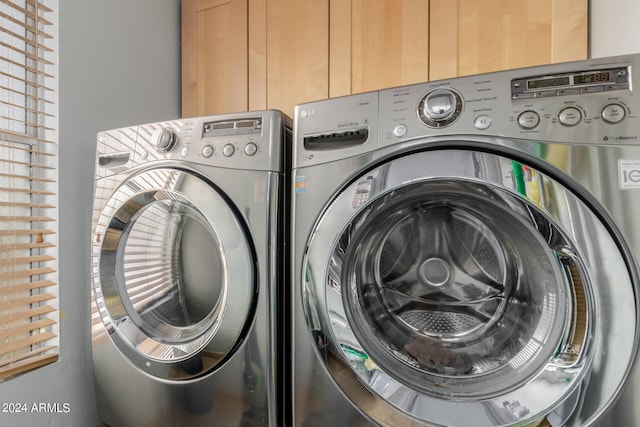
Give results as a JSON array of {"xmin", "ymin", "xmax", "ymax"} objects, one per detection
[
  {"xmin": 265, "ymin": 0, "xmax": 329, "ymax": 117},
  {"xmin": 330, "ymin": 0, "xmax": 429, "ymax": 97},
  {"xmin": 429, "ymin": 0, "xmax": 587, "ymax": 81},
  {"xmin": 182, "ymin": 0, "xmax": 248, "ymax": 117}
]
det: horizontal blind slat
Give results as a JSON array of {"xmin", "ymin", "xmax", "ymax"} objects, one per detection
[
  {"xmin": 0, "ymin": 267, "xmax": 56, "ymax": 281},
  {"xmin": 0, "ymin": 52, "xmax": 54, "ymax": 78},
  {"xmin": 0, "ymin": 305, "xmax": 56, "ymax": 324},
  {"xmin": 0, "ymin": 242, "xmax": 55, "ymax": 251},
  {"xmin": 0, "ymin": 69, "xmax": 54, "ymax": 91},
  {"xmin": 0, "ymin": 293, "xmax": 56, "ymax": 310},
  {"xmin": 0, "ymin": 352, "xmax": 57, "ymax": 380},
  {"xmin": 0, "ymin": 279, "xmax": 55, "ymax": 296},
  {"xmin": 0, "ymin": 331, "xmax": 57, "ymax": 356},
  {"xmin": 0, "ymin": 216, "xmax": 55, "ymax": 222},
  {"xmin": 0, "ymin": 144, "xmax": 56, "ymax": 156},
  {"xmin": 29, "ymin": 0, "xmax": 53, "ymax": 12},
  {"xmin": 0, "ymin": 201, "xmax": 56, "ymax": 209},
  {"xmin": 0, "ymin": 172, "xmax": 56, "ymax": 182},
  {"xmin": 0, "ymin": 129, "xmax": 56, "ymax": 144},
  {"xmin": 0, "ymin": 229, "xmax": 55, "ymax": 237},
  {"xmin": 0, "ymin": 187, "xmax": 57, "ymax": 195},
  {"xmin": 0, "ymin": 318, "xmax": 56, "ymax": 340},
  {"xmin": 0, "ymin": 160, "xmax": 57, "ymax": 172},
  {"xmin": 0, "ymin": 10, "xmax": 53, "ymax": 37},
  {"xmin": 0, "ymin": 0, "xmax": 53, "ymax": 25},
  {"xmin": 0, "ymin": 38, "xmax": 54, "ymax": 65},
  {"xmin": 0, "ymin": 255, "xmax": 55, "ymax": 267}
]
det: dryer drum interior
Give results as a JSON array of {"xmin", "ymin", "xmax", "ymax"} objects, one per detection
[{"xmin": 112, "ymin": 194, "xmax": 224, "ymax": 343}]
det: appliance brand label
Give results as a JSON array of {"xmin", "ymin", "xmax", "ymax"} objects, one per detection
[{"xmin": 618, "ymin": 159, "xmax": 640, "ymax": 189}]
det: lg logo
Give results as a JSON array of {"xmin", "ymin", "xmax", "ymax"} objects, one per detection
[{"xmin": 619, "ymin": 160, "xmax": 640, "ymax": 189}]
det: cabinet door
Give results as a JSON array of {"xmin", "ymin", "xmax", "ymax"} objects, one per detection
[
  {"xmin": 429, "ymin": 0, "xmax": 588, "ymax": 81},
  {"xmin": 330, "ymin": 0, "xmax": 429, "ymax": 97},
  {"xmin": 254, "ymin": 0, "xmax": 329, "ymax": 117},
  {"xmin": 182, "ymin": 0, "xmax": 248, "ymax": 117}
]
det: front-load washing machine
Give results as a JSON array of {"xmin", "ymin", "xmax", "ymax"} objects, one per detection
[
  {"xmin": 291, "ymin": 55, "xmax": 640, "ymax": 426},
  {"xmin": 90, "ymin": 110, "xmax": 290, "ymax": 426}
]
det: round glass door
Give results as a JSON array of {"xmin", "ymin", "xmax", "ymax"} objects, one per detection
[
  {"xmin": 301, "ymin": 149, "xmax": 633, "ymax": 427},
  {"xmin": 94, "ymin": 167, "xmax": 255, "ymax": 380}
]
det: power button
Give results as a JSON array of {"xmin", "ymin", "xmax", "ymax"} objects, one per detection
[{"xmin": 392, "ymin": 124, "xmax": 408, "ymax": 137}]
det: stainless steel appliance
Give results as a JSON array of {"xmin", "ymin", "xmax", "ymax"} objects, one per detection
[
  {"xmin": 291, "ymin": 55, "xmax": 640, "ymax": 426},
  {"xmin": 91, "ymin": 111, "xmax": 289, "ymax": 426}
]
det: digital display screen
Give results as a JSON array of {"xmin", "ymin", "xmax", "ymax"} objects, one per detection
[
  {"xmin": 574, "ymin": 71, "xmax": 611, "ymax": 85},
  {"xmin": 527, "ymin": 76, "xmax": 570, "ymax": 90}
]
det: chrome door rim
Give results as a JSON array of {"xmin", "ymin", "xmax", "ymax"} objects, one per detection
[
  {"xmin": 93, "ymin": 167, "xmax": 255, "ymax": 380},
  {"xmin": 301, "ymin": 148, "xmax": 635, "ymax": 426}
]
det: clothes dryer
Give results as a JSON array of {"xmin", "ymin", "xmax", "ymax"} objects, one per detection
[
  {"xmin": 91, "ymin": 111, "xmax": 290, "ymax": 426},
  {"xmin": 291, "ymin": 55, "xmax": 640, "ymax": 426}
]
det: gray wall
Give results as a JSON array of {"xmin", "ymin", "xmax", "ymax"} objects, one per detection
[{"xmin": 0, "ymin": 1, "xmax": 181, "ymax": 426}]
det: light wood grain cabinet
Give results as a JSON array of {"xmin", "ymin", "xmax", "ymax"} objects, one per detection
[
  {"xmin": 182, "ymin": 0, "xmax": 248, "ymax": 118},
  {"xmin": 429, "ymin": 0, "xmax": 588, "ymax": 81},
  {"xmin": 251, "ymin": 0, "xmax": 330, "ymax": 115},
  {"xmin": 182, "ymin": 0, "xmax": 588, "ymax": 118},
  {"xmin": 329, "ymin": 0, "xmax": 430, "ymax": 97}
]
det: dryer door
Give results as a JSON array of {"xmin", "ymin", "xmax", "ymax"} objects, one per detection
[
  {"xmin": 92, "ymin": 167, "xmax": 255, "ymax": 380},
  {"xmin": 302, "ymin": 149, "xmax": 637, "ymax": 426}
]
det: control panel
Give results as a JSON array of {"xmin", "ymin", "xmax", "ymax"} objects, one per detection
[
  {"xmin": 97, "ymin": 112, "xmax": 285, "ymax": 175},
  {"xmin": 377, "ymin": 55, "xmax": 639, "ymax": 147}
]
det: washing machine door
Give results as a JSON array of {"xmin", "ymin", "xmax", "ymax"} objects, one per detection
[
  {"xmin": 303, "ymin": 149, "xmax": 637, "ymax": 426},
  {"xmin": 93, "ymin": 167, "xmax": 255, "ymax": 380}
]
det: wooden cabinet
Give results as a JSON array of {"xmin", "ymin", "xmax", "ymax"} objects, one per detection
[
  {"xmin": 182, "ymin": 0, "xmax": 588, "ymax": 118},
  {"xmin": 329, "ymin": 0, "xmax": 430, "ymax": 98},
  {"xmin": 182, "ymin": 0, "xmax": 248, "ymax": 118},
  {"xmin": 429, "ymin": 0, "xmax": 588, "ymax": 81},
  {"xmin": 251, "ymin": 0, "xmax": 330, "ymax": 115},
  {"xmin": 183, "ymin": 0, "xmax": 329, "ymax": 117}
]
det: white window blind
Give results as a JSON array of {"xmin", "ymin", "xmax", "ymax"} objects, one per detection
[{"xmin": 0, "ymin": 0, "xmax": 58, "ymax": 379}]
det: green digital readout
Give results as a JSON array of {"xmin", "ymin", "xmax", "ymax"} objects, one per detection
[
  {"xmin": 573, "ymin": 71, "xmax": 611, "ymax": 85},
  {"xmin": 527, "ymin": 76, "xmax": 570, "ymax": 90}
]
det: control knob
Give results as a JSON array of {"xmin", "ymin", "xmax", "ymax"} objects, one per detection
[
  {"xmin": 152, "ymin": 127, "xmax": 177, "ymax": 152},
  {"xmin": 418, "ymin": 88, "xmax": 463, "ymax": 128}
]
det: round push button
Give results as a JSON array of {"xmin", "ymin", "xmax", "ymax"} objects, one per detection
[
  {"xmin": 558, "ymin": 107, "xmax": 582, "ymax": 127},
  {"xmin": 393, "ymin": 124, "xmax": 408, "ymax": 137},
  {"xmin": 474, "ymin": 115, "xmax": 492, "ymax": 130},
  {"xmin": 601, "ymin": 103, "xmax": 626, "ymax": 124},
  {"xmin": 202, "ymin": 145, "xmax": 214, "ymax": 158},
  {"xmin": 517, "ymin": 110, "xmax": 541, "ymax": 130},
  {"xmin": 222, "ymin": 144, "xmax": 235, "ymax": 157},
  {"xmin": 244, "ymin": 142, "xmax": 258, "ymax": 156}
]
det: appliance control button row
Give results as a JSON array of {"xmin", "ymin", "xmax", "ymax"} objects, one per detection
[
  {"xmin": 517, "ymin": 110, "xmax": 540, "ymax": 130},
  {"xmin": 558, "ymin": 106, "xmax": 582, "ymax": 127},
  {"xmin": 601, "ymin": 103, "xmax": 626, "ymax": 124}
]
